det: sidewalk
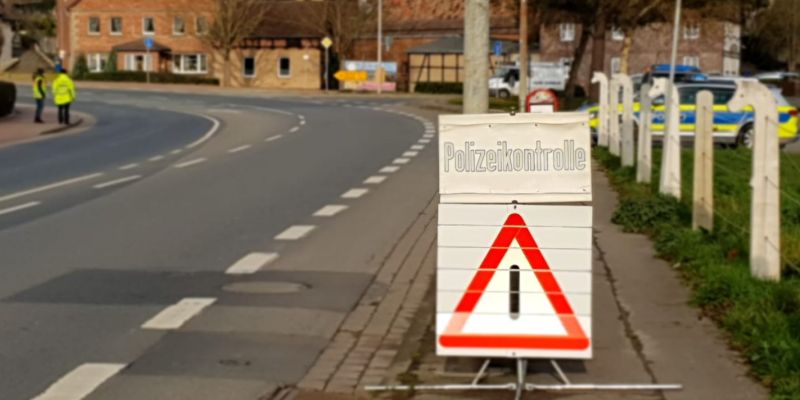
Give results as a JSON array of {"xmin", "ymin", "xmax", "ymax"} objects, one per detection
[
  {"xmin": 0, "ymin": 104, "xmax": 89, "ymax": 149},
  {"xmin": 293, "ymin": 161, "xmax": 768, "ymax": 400}
]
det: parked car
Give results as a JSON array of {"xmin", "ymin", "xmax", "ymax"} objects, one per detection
[{"xmin": 585, "ymin": 79, "xmax": 799, "ymax": 148}]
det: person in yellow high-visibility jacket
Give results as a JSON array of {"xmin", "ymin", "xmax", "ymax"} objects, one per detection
[
  {"xmin": 52, "ymin": 68, "xmax": 76, "ymax": 125},
  {"xmin": 32, "ymin": 69, "xmax": 47, "ymax": 123}
]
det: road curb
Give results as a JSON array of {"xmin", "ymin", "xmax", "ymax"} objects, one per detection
[{"xmin": 40, "ymin": 117, "xmax": 85, "ymax": 135}]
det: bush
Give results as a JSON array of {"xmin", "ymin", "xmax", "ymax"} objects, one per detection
[
  {"xmin": 76, "ymin": 71, "xmax": 219, "ymax": 85},
  {"xmin": 0, "ymin": 81, "xmax": 16, "ymax": 117},
  {"xmin": 414, "ymin": 82, "xmax": 463, "ymax": 94},
  {"xmin": 73, "ymin": 52, "xmax": 90, "ymax": 79},
  {"xmin": 104, "ymin": 51, "xmax": 118, "ymax": 73}
]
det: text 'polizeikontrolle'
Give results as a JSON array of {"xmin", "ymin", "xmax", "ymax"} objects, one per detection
[{"xmin": 442, "ymin": 140, "xmax": 588, "ymax": 173}]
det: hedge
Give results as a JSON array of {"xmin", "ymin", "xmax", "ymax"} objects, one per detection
[
  {"xmin": 0, "ymin": 81, "xmax": 16, "ymax": 117},
  {"xmin": 414, "ymin": 82, "xmax": 463, "ymax": 94},
  {"xmin": 76, "ymin": 71, "xmax": 219, "ymax": 85}
]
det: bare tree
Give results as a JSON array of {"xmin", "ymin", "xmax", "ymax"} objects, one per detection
[
  {"xmin": 295, "ymin": 0, "xmax": 376, "ymax": 59},
  {"xmin": 202, "ymin": 0, "xmax": 271, "ymax": 87}
]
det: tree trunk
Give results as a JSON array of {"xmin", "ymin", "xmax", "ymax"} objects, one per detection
[
  {"xmin": 565, "ymin": 22, "xmax": 591, "ymax": 99},
  {"xmin": 222, "ymin": 49, "xmax": 231, "ymax": 87},
  {"xmin": 589, "ymin": 11, "xmax": 606, "ymax": 101},
  {"xmin": 620, "ymin": 34, "xmax": 633, "ymax": 74}
]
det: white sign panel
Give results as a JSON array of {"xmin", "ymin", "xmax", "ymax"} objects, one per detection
[
  {"xmin": 436, "ymin": 203, "xmax": 593, "ymax": 359},
  {"xmin": 439, "ymin": 113, "xmax": 592, "ymax": 204}
]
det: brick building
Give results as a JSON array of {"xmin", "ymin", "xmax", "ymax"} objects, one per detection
[
  {"xmin": 540, "ymin": 16, "xmax": 741, "ymax": 93},
  {"xmin": 55, "ymin": 0, "xmax": 324, "ymax": 89}
]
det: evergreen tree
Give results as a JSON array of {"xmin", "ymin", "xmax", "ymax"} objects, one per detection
[
  {"xmin": 104, "ymin": 51, "xmax": 118, "ymax": 73},
  {"xmin": 73, "ymin": 53, "xmax": 90, "ymax": 78}
]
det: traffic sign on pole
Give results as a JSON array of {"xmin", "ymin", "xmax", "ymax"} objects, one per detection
[{"xmin": 334, "ymin": 70, "xmax": 368, "ymax": 82}]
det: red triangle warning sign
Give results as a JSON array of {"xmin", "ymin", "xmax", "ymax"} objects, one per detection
[{"xmin": 439, "ymin": 213, "xmax": 590, "ymax": 351}]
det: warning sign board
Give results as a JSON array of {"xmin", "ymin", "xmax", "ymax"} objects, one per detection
[
  {"xmin": 436, "ymin": 203, "xmax": 592, "ymax": 359},
  {"xmin": 438, "ymin": 113, "xmax": 592, "ymax": 204}
]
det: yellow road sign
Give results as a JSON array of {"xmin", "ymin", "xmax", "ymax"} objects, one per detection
[
  {"xmin": 334, "ymin": 70, "xmax": 368, "ymax": 82},
  {"xmin": 321, "ymin": 36, "xmax": 333, "ymax": 49}
]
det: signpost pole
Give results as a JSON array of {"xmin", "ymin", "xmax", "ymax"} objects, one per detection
[
  {"xmin": 325, "ymin": 47, "xmax": 329, "ymax": 92},
  {"xmin": 377, "ymin": 0, "xmax": 383, "ymax": 94},
  {"xmin": 146, "ymin": 48, "xmax": 150, "ymax": 84}
]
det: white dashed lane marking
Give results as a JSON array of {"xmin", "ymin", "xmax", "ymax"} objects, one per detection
[
  {"xmin": 380, "ymin": 166, "xmax": 400, "ymax": 173},
  {"xmin": 289, "ymin": 126, "xmax": 299, "ymax": 133},
  {"xmin": 393, "ymin": 158, "xmax": 410, "ymax": 165},
  {"xmin": 141, "ymin": 297, "xmax": 216, "ymax": 330},
  {"xmin": 418, "ymin": 138, "xmax": 432, "ymax": 144},
  {"xmin": 226, "ymin": 252, "xmax": 278, "ymax": 275},
  {"xmin": 0, "ymin": 173, "xmax": 103, "ymax": 204},
  {"xmin": 93, "ymin": 175, "xmax": 141, "ymax": 189},
  {"xmin": 364, "ymin": 175, "xmax": 387, "ymax": 184},
  {"xmin": 275, "ymin": 225, "xmax": 316, "ymax": 240},
  {"xmin": 341, "ymin": 188, "xmax": 369, "ymax": 199},
  {"xmin": 265, "ymin": 134, "xmax": 283, "ymax": 142},
  {"xmin": 402, "ymin": 151, "xmax": 418, "ymax": 157},
  {"xmin": 410, "ymin": 144, "xmax": 425, "ymax": 150},
  {"xmin": 171, "ymin": 149, "xmax": 183, "ymax": 155},
  {"xmin": 423, "ymin": 133, "xmax": 435, "ymax": 139},
  {"xmin": 32, "ymin": 363, "xmax": 126, "ymax": 400},
  {"xmin": 313, "ymin": 204, "xmax": 348, "ymax": 217},
  {"xmin": 228, "ymin": 144, "xmax": 252, "ymax": 153},
  {"xmin": 119, "ymin": 163, "xmax": 139, "ymax": 171},
  {"xmin": 300, "ymin": 120, "xmax": 306, "ymax": 125},
  {"xmin": 0, "ymin": 201, "xmax": 41, "ymax": 216},
  {"xmin": 148, "ymin": 155, "xmax": 164, "ymax": 162},
  {"xmin": 174, "ymin": 158, "xmax": 207, "ymax": 168}
]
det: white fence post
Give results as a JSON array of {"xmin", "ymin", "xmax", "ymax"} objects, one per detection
[
  {"xmin": 614, "ymin": 74, "xmax": 635, "ymax": 166},
  {"xmin": 692, "ymin": 90, "xmax": 714, "ymax": 231},
  {"xmin": 609, "ymin": 76, "xmax": 621, "ymax": 156},
  {"xmin": 636, "ymin": 83, "xmax": 653, "ymax": 183},
  {"xmin": 592, "ymin": 72, "xmax": 609, "ymax": 147},
  {"xmin": 728, "ymin": 80, "xmax": 781, "ymax": 281},
  {"xmin": 649, "ymin": 78, "xmax": 681, "ymax": 199}
]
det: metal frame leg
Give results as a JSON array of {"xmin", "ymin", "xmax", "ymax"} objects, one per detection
[
  {"xmin": 471, "ymin": 359, "xmax": 491, "ymax": 386},
  {"xmin": 550, "ymin": 360, "xmax": 571, "ymax": 385},
  {"xmin": 515, "ymin": 358, "xmax": 528, "ymax": 400}
]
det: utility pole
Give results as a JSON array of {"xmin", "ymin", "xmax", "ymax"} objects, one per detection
[
  {"xmin": 518, "ymin": 0, "xmax": 528, "ymax": 112},
  {"xmin": 464, "ymin": 0, "xmax": 490, "ymax": 114},
  {"xmin": 377, "ymin": 0, "xmax": 383, "ymax": 94}
]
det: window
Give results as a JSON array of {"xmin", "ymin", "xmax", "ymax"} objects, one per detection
[
  {"xmin": 683, "ymin": 22, "xmax": 700, "ymax": 40},
  {"xmin": 610, "ymin": 57, "xmax": 621, "ymax": 74},
  {"xmin": 278, "ymin": 56, "xmax": 291, "ymax": 77},
  {"xmin": 173, "ymin": 16, "xmax": 185, "ymax": 35},
  {"xmin": 196, "ymin": 16, "xmax": 207, "ymax": 35},
  {"xmin": 559, "ymin": 23, "xmax": 575, "ymax": 42},
  {"xmin": 173, "ymin": 54, "xmax": 208, "ymax": 74},
  {"xmin": 124, "ymin": 54, "xmax": 153, "ymax": 71},
  {"xmin": 86, "ymin": 53, "xmax": 108, "ymax": 72},
  {"xmin": 88, "ymin": 16, "xmax": 100, "ymax": 35},
  {"xmin": 679, "ymin": 87, "xmax": 734, "ymax": 105},
  {"xmin": 110, "ymin": 17, "xmax": 122, "ymax": 35},
  {"xmin": 611, "ymin": 26, "xmax": 624, "ymax": 41},
  {"xmin": 243, "ymin": 56, "xmax": 255, "ymax": 77},
  {"xmin": 683, "ymin": 55, "xmax": 700, "ymax": 68},
  {"xmin": 143, "ymin": 16, "xmax": 155, "ymax": 35}
]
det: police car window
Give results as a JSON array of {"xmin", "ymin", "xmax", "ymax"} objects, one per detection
[{"xmin": 679, "ymin": 87, "xmax": 734, "ymax": 105}]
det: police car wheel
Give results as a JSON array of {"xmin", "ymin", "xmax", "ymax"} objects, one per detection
[{"xmin": 738, "ymin": 125, "xmax": 754, "ymax": 149}]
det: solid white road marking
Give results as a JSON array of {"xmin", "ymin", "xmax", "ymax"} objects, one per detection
[
  {"xmin": 226, "ymin": 252, "xmax": 278, "ymax": 275},
  {"xmin": 33, "ymin": 363, "xmax": 126, "ymax": 400},
  {"xmin": 275, "ymin": 225, "xmax": 316, "ymax": 240},
  {"xmin": 174, "ymin": 158, "xmax": 207, "ymax": 168},
  {"xmin": 142, "ymin": 297, "xmax": 217, "ymax": 330},
  {"xmin": 185, "ymin": 114, "xmax": 221, "ymax": 149},
  {"xmin": 148, "ymin": 155, "xmax": 164, "ymax": 162},
  {"xmin": 289, "ymin": 126, "xmax": 299, "ymax": 133},
  {"xmin": 0, "ymin": 201, "xmax": 41, "ymax": 216},
  {"xmin": 410, "ymin": 144, "xmax": 425, "ymax": 150},
  {"xmin": 93, "ymin": 175, "xmax": 141, "ymax": 189},
  {"xmin": 119, "ymin": 163, "xmax": 139, "ymax": 171},
  {"xmin": 380, "ymin": 166, "xmax": 400, "ymax": 173},
  {"xmin": 403, "ymin": 151, "xmax": 419, "ymax": 157},
  {"xmin": 0, "ymin": 173, "xmax": 103, "ymax": 204},
  {"xmin": 364, "ymin": 175, "xmax": 387, "ymax": 184},
  {"xmin": 393, "ymin": 158, "xmax": 410, "ymax": 165},
  {"xmin": 341, "ymin": 188, "xmax": 369, "ymax": 199},
  {"xmin": 228, "ymin": 144, "xmax": 252, "ymax": 153},
  {"xmin": 265, "ymin": 134, "xmax": 283, "ymax": 142},
  {"xmin": 313, "ymin": 204, "xmax": 348, "ymax": 217}
]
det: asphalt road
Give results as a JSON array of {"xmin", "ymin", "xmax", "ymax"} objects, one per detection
[{"xmin": 0, "ymin": 87, "xmax": 437, "ymax": 399}]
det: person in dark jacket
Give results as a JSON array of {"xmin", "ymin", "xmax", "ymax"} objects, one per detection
[{"xmin": 32, "ymin": 69, "xmax": 47, "ymax": 123}]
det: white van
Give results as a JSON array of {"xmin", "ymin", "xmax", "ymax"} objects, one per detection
[{"xmin": 489, "ymin": 62, "xmax": 568, "ymax": 98}]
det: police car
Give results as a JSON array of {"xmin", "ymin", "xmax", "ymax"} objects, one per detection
[{"xmin": 586, "ymin": 77, "xmax": 799, "ymax": 148}]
